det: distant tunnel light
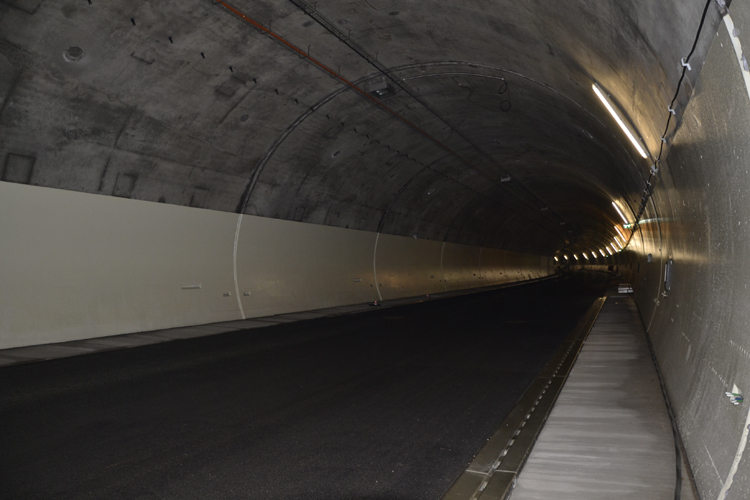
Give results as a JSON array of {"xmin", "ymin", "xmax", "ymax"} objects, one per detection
[
  {"xmin": 614, "ymin": 237, "xmax": 623, "ymax": 250},
  {"xmin": 591, "ymin": 252, "xmax": 597, "ymax": 259},
  {"xmin": 564, "ymin": 255, "xmax": 568, "ymax": 260},
  {"xmin": 554, "ymin": 256, "xmax": 559, "ymax": 262},
  {"xmin": 599, "ymin": 249, "xmax": 607, "ymax": 257},
  {"xmin": 606, "ymin": 247, "xmax": 613, "ymax": 255},
  {"xmin": 593, "ymin": 83, "xmax": 648, "ymax": 158},
  {"xmin": 574, "ymin": 254, "xmax": 579, "ymax": 260},
  {"xmin": 612, "ymin": 202, "xmax": 630, "ymax": 225},
  {"xmin": 583, "ymin": 253, "xmax": 589, "ymax": 260},
  {"xmin": 615, "ymin": 225, "xmax": 627, "ymax": 241}
]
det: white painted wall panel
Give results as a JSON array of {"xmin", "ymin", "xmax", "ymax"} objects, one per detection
[
  {"xmin": 0, "ymin": 182, "xmax": 241, "ymax": 349},
  {"xmin": 442, "ymin": 243, "xmax": 482, "ymax": 291},
  {"xmin": 236, "ymin": 215, "xmax": 378, "ymax": 318},
  {"xmin": 374, "ymin": 234, "xmax": 444, "ymax": 299},
  {"xmin": 0, "ymin": 182, "xmax": 551, "ymax": 349}
]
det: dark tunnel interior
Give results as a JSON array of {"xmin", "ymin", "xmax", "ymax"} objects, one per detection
[{"xmin": 2, "ymin": 0, "xmax": 750, "ymax": 498}]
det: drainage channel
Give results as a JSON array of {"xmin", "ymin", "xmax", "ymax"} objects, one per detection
[{"xmin": 441, "ymin": 295, "xmax": 606, "ymax": 500}]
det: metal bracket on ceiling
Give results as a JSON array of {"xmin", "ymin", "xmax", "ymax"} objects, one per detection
[
  {"xmin": 715, "ymin": 0, "xmax": 729, "ymax": 17},
  {"xmin": 681, "ymin": 57, "xmax": 692, "ymax": 71}
]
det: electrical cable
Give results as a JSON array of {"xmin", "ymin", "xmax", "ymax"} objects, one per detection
[
  {"xmin": 212, "ymin": 0, "xmax": 567, "ymax": 241},
  {"xmin": 286, "ymin": 0, "xmax": 568, "ymax": 230},
  {"xmin": 626, "ymin": 0, "xmax": 715, "ymax": 247}
]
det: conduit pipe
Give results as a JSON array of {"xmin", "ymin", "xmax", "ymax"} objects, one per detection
[{"xmin": 212, "ymin": 0, "xmax": 566, "ymax": 242}]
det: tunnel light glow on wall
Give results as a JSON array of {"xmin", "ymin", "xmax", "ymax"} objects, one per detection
[
  {"xmin": 612, "ymin": 202, "xmax": 630, "ymax": 225},
  {"xmin": 593, "ymin": 83, "xmax": 648, "ymax": 159},
  {"xmin": 615, "ymin": 225, "xmax": 627, "ymax": 241}
]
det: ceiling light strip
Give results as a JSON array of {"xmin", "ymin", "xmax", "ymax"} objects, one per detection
[{"xmin": 592, "ymin": 83, "xmax": 648, "ymax": 158}]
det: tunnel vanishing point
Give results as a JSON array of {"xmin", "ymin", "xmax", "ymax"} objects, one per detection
[{"xmin": 2, "ymin": 0, "xmax": 750, "ymax": 498}]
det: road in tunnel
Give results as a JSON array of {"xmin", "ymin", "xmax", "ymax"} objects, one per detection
[{"xmin": 0, "ymin": 273, "xmax": 607, "ymax": 500}]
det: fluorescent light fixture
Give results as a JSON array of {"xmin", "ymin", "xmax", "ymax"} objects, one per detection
[
  {"xmin": 370, "ymin": 80, "xmax": 396, "ymax": 99},
  {"xmin": 574, "ymin": 254, "xmax": 579, "ymax": 260},
  {"xmin": 591, "ymin": 252, "xmax": 597, "ymax": 259},
  {"xmin": 554, "ymin": 256, "xmax": 559, "ymax": 262},
  {"xmin": 564, "ymin": 255, "xmax": 568, "ymax": 260},
  {"xmin": 614, "ymin": 225, "xmax": 627, "ymax": 241},
  {"xmin": 599, "ymin": 249, "xmax": 606, "ymax": 257},
  {"xmin": 614, "ymin": 237, "xmax": 623, "ymax": 250},
  {"xmin": 606, "ymin": 247, "xmax": 613, "ymax": 255},
  {"xmin": 612, "ymin": 202, "xmax": 630, "ymax": 225},
  {"xmin": 593, "ymin": 83, "xmax": 648, "ymax": 158},
  {"xmin": 583, "ymin": 253, "xmax": 589, "ymax": 260}
]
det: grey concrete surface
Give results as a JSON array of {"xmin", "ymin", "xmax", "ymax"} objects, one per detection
[
  {"xmin": 0, "ymin": 0, "xmax": 716, "ymax": 253},
  {"xmin": 3, "ymin": 0, "xmax": 750, "ymax": 498},
  {"xmin": 511, "ymin": 297, "xmax": 695, "ymax": 500},
  {"xmin": 624, "ymin": 4, "xmax": 750, "ymax": 498}
]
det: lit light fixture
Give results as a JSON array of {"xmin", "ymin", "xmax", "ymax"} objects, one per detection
[
  {"xmin": 591, "ymin": 252, "xmax": 597, "ymax": 259},
  {"xmin": 554, "ymin": 256, "xmax": 559, "ymax": 262},
  {"xmin": 564, "ymin": 255, "xmax": 568, "ymax": 260},
  {"xmin": 574, "ymin": 254, "xmax": 579, "ymax": 260},
  {"xmin": 614, "ymin": 237, "xmax": 623, "ymax": 250},
  {"xmin": 370, "ymin": 80, "xmax": 396, "ymax": 99},
  {"xmin": 599, "ymin": 249, "xmax": 606, "ymax": 257},
  {"xmin": 583, "ymin": 253, "xmax": 589, "ymax": 260},
  {"xmin": 614, "ymin": 225, "xmax": 627, "ymax": 241},
  {"xmin": 612, "ymin": 202, "xmax": 630, "ymax": 225},
  {"xmin": 593, "ymin": 83, "xmax": 648, "ymax": 158},
  {"xmin": 606, "ymin": 247, "xmax": 613, "ymax": 255}
]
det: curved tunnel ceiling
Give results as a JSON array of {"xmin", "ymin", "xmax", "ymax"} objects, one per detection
[{"xmin": 0, "ymin": 0, "xmax": 713, "ymax": 255}]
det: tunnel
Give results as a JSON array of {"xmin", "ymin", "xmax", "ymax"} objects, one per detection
[{"xmin": 1, "ymin": 0, "xmax": 750, "ymax": 498}]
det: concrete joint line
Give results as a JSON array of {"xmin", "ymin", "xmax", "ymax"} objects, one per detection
[
  {"xmin": 233, "ymin": 214, "xmax": 245, "ymax": 319},
  {"xmin": 723, "ymin": 13, "xmax": 750, "ymax": 104},
  {"xmin": 372, "ymin": 233, "xmax": 383, "ymax": 302}
]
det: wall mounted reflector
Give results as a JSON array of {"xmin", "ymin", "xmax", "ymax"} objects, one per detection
[
  {"xmin": 612, "ymin": 202, "xmax": 630, "ymax": 225},
  {"xmin": 593, "ymin": 83, "xmax": 648, "ymax": 158},
  {"xmin": 665, "ymin": 258, "xmax": 674, "ymax": 291}
]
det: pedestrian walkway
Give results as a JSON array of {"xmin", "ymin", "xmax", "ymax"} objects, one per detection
[{"xmin": 510, "ymin": 296, "xmax": 698, "ymax": 500}]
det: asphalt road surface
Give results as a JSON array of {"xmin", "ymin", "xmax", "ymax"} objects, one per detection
[{"xmin": 0, "ymin": 272, "xmax": 607, "ymax": 500}]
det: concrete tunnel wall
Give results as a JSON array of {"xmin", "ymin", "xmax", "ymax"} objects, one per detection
[
  {"xmin": 620, "ymin": 11, "xmax": 750, "ymax": 499},
  {"xmin": 0, "ymin": 180, "xmax": 552, "ymax": 350},
  {"xmin": 4, "ymin": 1, "xmax": 750, "ymax": 499}
]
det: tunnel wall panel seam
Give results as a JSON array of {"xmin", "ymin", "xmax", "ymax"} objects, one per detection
[{"xmin": 0, "ymin": 181, "xmax": 551, "ymax": 349}]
